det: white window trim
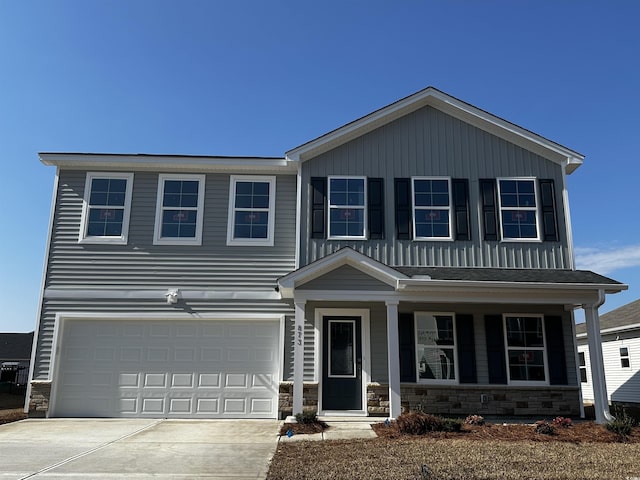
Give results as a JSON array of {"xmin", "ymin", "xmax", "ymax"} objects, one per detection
[
  {"xmin": 411, "ymin": 177, "xmax": 453, "ymax": 241},
  {"xmin": 79, "ymin": 172, "xmax": 134, "ymax": 245},
  {"xmin": 327, "ymin": 175, "xmax": 367, "ymax": 240},
  {"xmin": 327, "ymin": 319, "xmax": 357, "ymax": 379},
  {"xmin": 497, "ymin": 177, "xmax": 542, "ymax": 242},
  {"xmin": 503, "ymin": 313, "xmax": 549, "ymax": 386},
  {"xmin": 415, "ymin": 312, "xmax": 458, "ymax": 385},
  {"xmin": 153, "ymin": 174, "xmax": 205, "ymax": 246},
  {"xmin": 226, "ymin": 175, "xmax": 276, "ymax": 246}
]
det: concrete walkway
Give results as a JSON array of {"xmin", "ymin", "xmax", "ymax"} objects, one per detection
[
  {"xmin": 0, "ymin": 418, "xmax": 281, "ymax": 479},
  {"xmin": 279, "ymin": 417, "xmax": 378, "ymax": 442}
]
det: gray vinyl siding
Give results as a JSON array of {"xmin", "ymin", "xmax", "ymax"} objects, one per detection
[
  {"xmin": 33, "ymin": 170, "xmax": 297, "ymax": 380},
  {"xmin": 298, "ymin": 265, "xmax": 394, "ymax": 291},
  {"xmin": 300, "ymin": 105, "xmax": 570, "ymax": 269}
]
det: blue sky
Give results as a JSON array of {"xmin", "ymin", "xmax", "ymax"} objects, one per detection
[{"xmin": 1, "ymin": 1, "xmax": 639, "ymax": 332}]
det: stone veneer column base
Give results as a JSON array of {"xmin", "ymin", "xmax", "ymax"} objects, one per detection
[
  {"xmin": 28, "ymin": 382, "xmax": 52, "ymax": 418},
  {"xmin": 367, "ymin": 383, "xmax": 581, "ymax": 417},
  {"xmin": 279, "ymin": 382, "xmax": 319, "ymax": 419}
]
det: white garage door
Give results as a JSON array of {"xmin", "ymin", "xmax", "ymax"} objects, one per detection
[{"xmin": 51, "ymin": 319, "xmax": 280, "ymax": 419}]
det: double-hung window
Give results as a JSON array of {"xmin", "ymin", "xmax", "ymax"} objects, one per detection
[
  {"xmin": 620, "ymin": 347, "xmax": 630, "ymax": 368},
  {"xmin": 412, "ymin": 177, "xmax": 452, "ymax": 240},
  {"xmin": 578, "ymin": 351, "xmax": 588, "ymax": 383},
  {"xmin": 227, "ymin": 175, "xmax": 276, "ymax": 246},
  {"xmin": 504, "ymin": 315, "xmax": 547, "ymax": 383},
  {"xmin": 153, "ymin": 174, "xmax": 205, "ymax": 245},
  {"xmin": 497, "ymin": 178, "xmax": 540, "ymax": 240},
  {"xmin": 415, "ymin": 312, "xmax": 457, "ymax": 383},
  {"xmin": 328, "ymin": 176, "xmax": 366, "ymax": 239},
  {"xmin": 79, "ymin": 172, "xmax": 134, "ymax": 244}
]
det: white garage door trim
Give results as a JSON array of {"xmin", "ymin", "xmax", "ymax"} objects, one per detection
[{"xmin": 49, "ymin": 313, "xmax": 284, "ymax": 419}]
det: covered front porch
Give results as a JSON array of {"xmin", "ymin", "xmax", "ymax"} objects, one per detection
[{"xmin": 277, "ymin": 248, "xmax": 626, "ymax": 423}]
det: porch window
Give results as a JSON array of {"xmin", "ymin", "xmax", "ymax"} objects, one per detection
[
  {"xmin": 79, "ymin": 172, "xmax": 134, "ymax": 244},
  {"xmin": 153, "ymin": 174, "xmax": 205, "ymax": 245},
  {"xmin": 328, "ymin": 177, "xmax": 366, "ymax": 239},
  {"xmin": 497, "ymin": 178, "xmax": 540, "ymax": 240},
  {"xmin": 415, "ymin": 313, "xmax": 457, "ymax": 382},
  {"xmin": 620, "ymin": 347, "xmax": 630, "ymax": 368},
  {"xmin": 412, "ymin": 177, "xmax": 452, "ymax": 240},
  {"xmin": 227, "ymin": 175, "xmax": 276, "ymax": 246},
  {"xmin": 504, "ymin": 315, "xmax": 547, "ymax": 383}
]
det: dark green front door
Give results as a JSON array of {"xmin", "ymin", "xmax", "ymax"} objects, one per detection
[{"xmin": 322, "ymin": 316, "xmax": 362, "ymax": 411}]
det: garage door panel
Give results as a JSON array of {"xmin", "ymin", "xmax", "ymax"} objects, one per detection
[{"xmin": 53, "ymin": 319, "xmax": 280, "ymax": 419}]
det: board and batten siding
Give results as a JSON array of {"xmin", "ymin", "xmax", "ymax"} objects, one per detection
[
  {"xmin": 578, "ymin": 331, "xmax": 640, "ymax": 404},
  {"xmin": 33, "ymin": 170, "xmax": 297, "ymax": 381},
  {"xmin": 300, "ymin": 105, "xmax": 570, "ymax": 269}
]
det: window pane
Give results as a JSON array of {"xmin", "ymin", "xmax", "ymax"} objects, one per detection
[
  {"xmin": 580, "ymin": 368, "xmax": 587, "ymax": 383},
  {"xmin": 414, "ymin": 180, "xmax": 449, "ymax": 207},
  {"xmin": 163, "ymin": 180, "xmax": 199, "ymax": 208},
  {"xmin": 161, "ymin": 209, "xmax": 197, "ymax": 238},
  {"xmin": 418, "ymin": 347, "xmax": 455, "ymax": 380},
  {"xmin": 330, "ymin": 208, "xmax": 364, "ymax": 237},
  {"xmin": 415, "ymin": 209, "xmax": 450, "ymax": 238},
  {"xmin": 329, "ymin": 178, "xmax": 364, "ymax": 206},
  {"xmin": 507, "ymin": 317, "xmax": 543, "ymax": 347},
  {"xmin": 621, "ymin": 358, "xmax": 630, "ymax": 368},
  {"xmin": 234, "ymin": 211, "xmax": 269, "ymax": 239},
  {"xmin": 330, "ymin": 322, "xmax": 354, "ymax": 376},
  {"xmin": 235, "ymin": 182, "xmax": 270, "ymax": 209},
  {"xmin": 500, "ymin": 180, "xmax": 536, "ymax": 208},
  {"xmin": 87, "ymin": 208, "xmax": 124, "ymax": 237},
  {"xmin": 502, "ymin": 210, "xmax": 537, "ymax": 239},
  {"xmin": 578, "ymin": 352, "xmax": 586, "ymax": 367},
  {"xmin": 620, "ymin": 347, "xmax": 629, "ymax": 357},
  {"xmin": 508, "ymin": 349, "xmax": 545, "ymax": 381}
]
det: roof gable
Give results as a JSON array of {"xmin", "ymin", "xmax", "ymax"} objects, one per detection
[{"xmin": 285, "ymin": 87, "xmax": 584, "ymax": 173}]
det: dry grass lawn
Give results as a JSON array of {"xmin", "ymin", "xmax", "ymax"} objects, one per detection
[
  {"xmin": 268, "ymin": 421, "xmax": 640, "ymax": 480},
  {"xmin": 0, "ymin": 392, "xmax": 27, "ymax": 425}
]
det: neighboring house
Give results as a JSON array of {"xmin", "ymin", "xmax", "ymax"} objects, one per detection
[
  {"xmin": 0, "ymin": 332, "xmax": 34, "ymax": 385},
  {"xmin": 577, "ymin": 299, "xmax": 640, "ymax": 407},
  {"xmin": 28, "ymin": 87, "xmax": 625, "ymax": 422}
]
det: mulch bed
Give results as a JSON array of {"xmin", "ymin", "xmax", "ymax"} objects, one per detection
[
  {"xmin": 0, "ymin": 408, "xmax": 28, "ymax": 425},
  {"xmin": 372, "ymin": 420, "xmax": 640, "ymax": 443},
  {"xmin": 280, "ymin": 420, "xmax": 329, "ymax": 435}
]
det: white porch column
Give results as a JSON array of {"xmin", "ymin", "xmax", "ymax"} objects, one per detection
[
  {"xmin": 386, "ymin": 300, "xmax": 401, "ymax": 419},
  {"xmin": 292, "ymin": 299, "xmax": 306, "ymax": 416},
  {"xmin": 583, "ymin": 290, "xmax": 612, "ymax": 423}
]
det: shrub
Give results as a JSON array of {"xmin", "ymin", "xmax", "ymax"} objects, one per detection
[
  {"xmin": 465, "ymin": 414, "xmax": 485, "ymax": 426},
  {"xmin": 396, "ymin": 412, "xmax": 444, "ymax": 435},
  {"xmin": 551, "ymin": 416, "xmax": 572, "ymax": 428},
  {"xmin": 606, "ymin": 414, "xmax": 636, "ymax": 438},
  {"xmin": 534, "ymin": 420, "xmax": 556, "ymax": 435},
  {"xmin": 441, "ymin": 418, "xmax": 463, "ymax": 432},
  {"xmin": 295, "ymin": 411, "xmax": 319, "ymax": 424}
]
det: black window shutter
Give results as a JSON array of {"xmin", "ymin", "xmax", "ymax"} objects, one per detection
[
  {"xmin": 545, "ymin": 316, "xmax": 568, "ymax": 385},
  {"xmin": 539, "ymin": 179, "xmax": 559, "ymax": 242},
  {"xmin": 480, "ymin": 179, "xmax": 499, "ymax": 241},
  {"xmin": 368, "ymin": 178, "xmax": 384, "ymax": 239},
  {"xmin": 485, "ymin": 315, "xmax": 507, "ymax": 384},
  {"xmin": 398, "ymin": 313, "xmax": 416, "ymax": 382},
  {"xmin": 310, "ymin": 177, "xmax": 326, "ymax": 239},
  {"xmin": 452, "ymin": 179, "xmax": 471, "ymax": 241},
  {"xmin": 456, "ymin": 314, "xmax": 477, "ymax": 383},
  {"xmin": 395, "ymin": 178, "xmax": 412, "ymax": 240}
]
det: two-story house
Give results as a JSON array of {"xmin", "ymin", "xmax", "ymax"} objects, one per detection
[{"xmin": 28, "ymin": 87, "xmax": 625, "ymax": 422}]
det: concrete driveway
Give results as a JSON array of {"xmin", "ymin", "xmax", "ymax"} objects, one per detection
[{"xmin": 0, "ymin": 418, "xmax": 281, "ymax": 479}]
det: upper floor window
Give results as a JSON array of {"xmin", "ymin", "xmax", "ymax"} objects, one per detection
[
  {"xmin": 79, "ymin": 172, "xmax": 134, "ymax": 244},
  {"xmin": 227, "ymin": 175, "xmax": 276, "ymax": 246},
  {"xmin": 504, "ymin": 315, "xmax": 547, "ymax": 383},
  {"xmin": 415, "ymin": 312, "xmax": 457, "ymax": 383},
  {"xmin": 412, "ymin": 177, "xmax": 452, "ymax": 240},
  {"xmin": 328, "ymin": 176, "xmax": 366, "ymax": 239},
  {"xmin": 620, "ymin": 347, "xmax": 630, "ymax": 368},
  {"xmin": 497, "ymin": 178, "xmax": 540, "ymax": 241},
  {"xmin": 153, "ymin": 174, "xmax": 205, "ymax": 245}
]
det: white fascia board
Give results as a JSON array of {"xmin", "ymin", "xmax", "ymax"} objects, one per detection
[
  {"xmin": 39, "ymin": 153, "xmax": 298, "ymax": 174},
  {"xmin": 398, "ymin": 278, "xmax": 627, "ymax": 294},
  {"xmin": 285, "ymin": 87, "xmax": 584, "ymax": 172}
]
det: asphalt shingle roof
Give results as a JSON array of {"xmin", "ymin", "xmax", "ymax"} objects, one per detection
[{"xmin": 575, "ymin": 298, "xmax": 640, "ymax": 335}]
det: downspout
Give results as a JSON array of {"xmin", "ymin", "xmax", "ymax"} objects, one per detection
[
  {"xmin": 562, "ymin": 158, "xmax": 576, "ymax": 270},
  {"xmin": 583, "ymin": 289, "xmax": 612, "ymax": 423}
]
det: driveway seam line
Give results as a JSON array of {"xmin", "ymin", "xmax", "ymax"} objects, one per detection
[{"xmin": 18, "ymin": 420, "xmax": 164, "ymax": 479}]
